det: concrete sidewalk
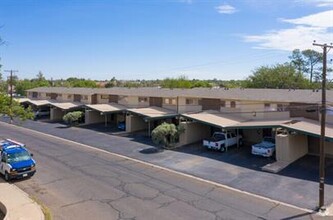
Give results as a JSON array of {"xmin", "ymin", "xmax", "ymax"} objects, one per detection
[{"xmin": 0, "ymin": 181, "xmax": 44, "ymax": 220}]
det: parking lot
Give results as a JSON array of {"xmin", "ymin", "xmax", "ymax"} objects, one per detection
[{"xmin": 1, "ymin": 117, "xmax": 333, "ymax": 210}]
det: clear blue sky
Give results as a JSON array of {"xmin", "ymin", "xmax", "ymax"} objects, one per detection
[{"xmin": 0, "ymin": 0, "xmax": 332, "ymax": 80}]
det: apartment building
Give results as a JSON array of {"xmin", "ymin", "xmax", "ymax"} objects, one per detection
[{"xmin": 24, "ymin": 87, "xmax": 333, "ymax": 167}]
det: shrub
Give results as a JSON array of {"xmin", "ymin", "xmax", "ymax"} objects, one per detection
[
  {"xmin": 63, "ymin": 111, "xmax": 83, "ymax": 126},
  {"xmin": 151, "ymin": 122, "xmax": 184, "ymax": 149}
]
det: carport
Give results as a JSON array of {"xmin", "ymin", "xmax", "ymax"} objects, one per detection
[
  {"xmin": 49, "ymin": 102, "xmax": 84, "ymax": 121},
  {"xmin": 281, "ymin": 119, "xmax": 333, "ymax": 158},
  {"xmin": 16, "ymin": 98, "xmax": 52, "ymax": 119},
  {"xmin": 228, "ymin": 119, "xmax": 292, "ymax": 144},
  {"xmin": 126, "ymin": 106, "xmax": 178, "ymax": 135},
  {"xmin": 85, "ymin": 103, "xmax": 127, "ymax": 126},
  {"xmin": 180, "ymin": 110, "xmax": 248, "ymax": 146},
  {"xmin": 17, "ymin": 98, "xmax": 51, "ymax": 110}
]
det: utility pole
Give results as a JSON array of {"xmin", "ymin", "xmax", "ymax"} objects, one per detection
[
  {"xmin": 4, "ymin": 70, "xmax": 18, "ymax": 124},
  {"xmin": 312, "ymin": 42, "xmax": 333, "ymax": 212}
]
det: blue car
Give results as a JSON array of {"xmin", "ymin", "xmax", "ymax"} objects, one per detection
[{"xmin": 117, "ymin": 121, "xmax": 126, "ymax": 131}]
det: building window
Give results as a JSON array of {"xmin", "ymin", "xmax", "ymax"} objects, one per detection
[
  {"xmin": 58, "ymin": 94, "xmax": 62, "ymax": 98},
  {"xmin": 164, "ymin": 98, "xmax": 176, "ymax": 105},
  {"xmin": 46, "ymin": 93, "xmax": 51, "ymax": 97},
  {"xmin": 221, "ymin": 100, "xmax": 226, "ymax": 107},
  {"xmin": 67, "ymin": 95, "xmax": 72, "ymax": 99},
  {"xmin": 277, "ymin": 104, "xmax": 285, "ymax": 111},
  {"xmin": 138, "ymin": 97, "xmax": 148, "ymax": 103},
  {"xmin": 186, "ymin": 99, "xmax": 194, "ymax": 105},
  {"xmin": 264, "ymin": 103, "xmax": 271, "ymax": 109},
  {"xmin": 32, "ymin": 92, "xmax": 38, "ymax": 98},
  {"xmin": 101, "ymin": 95, "xmax": 109, "ymax": 99},
  {"xmin": 230, "ymin": 101, "xmax": 236, "ymax": 108}
]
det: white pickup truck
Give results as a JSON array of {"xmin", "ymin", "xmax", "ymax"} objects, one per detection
[{"xmin": 203, "ymin": 132, "xmax": 242, "ymax": 152}]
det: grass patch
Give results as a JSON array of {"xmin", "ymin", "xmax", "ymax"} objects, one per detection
[{"xmin": 30, "ymin": 196, "xmax": 52, "ymax": 220}]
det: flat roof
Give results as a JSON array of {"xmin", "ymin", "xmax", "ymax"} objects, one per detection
[
  {"xmin": 27, "ymin": 87, "xmax": 333, "ymax": 103},
  {"xmin": 281, "ymin": 119, "xmax": 333, "ymax": 141},
  {"xmin": 50, "ymin": 102, "xmax": 83, "ymax": 110},
  {"xmin": 181, "ymin": 110, "xmax": 248, "ymax": 128},
  {"xmin": 230, "ymin": 119, "xmax": 293, "ymax": 129},
  {"xmin": 18, "ymin": 98, "xmax": 51, "ymax": 107},
  {"xmin": 127, "ymin": 106, "xmax": 178, "ymax": 120},
  {"xmin": 15, "ymin": 98, "xmax": 31, "ymax": 103},
  {"xmin": 85, "ymin": 103, "xmax": 126, "ymax": 113}
]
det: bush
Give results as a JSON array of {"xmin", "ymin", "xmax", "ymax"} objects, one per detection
[
  {"xmin": 63, "ymin": 111, "xmax": 83, "ymax": 126},
  {"xmin": 151, "ymin": 122, "xmax": 184, "ymax": 149}
]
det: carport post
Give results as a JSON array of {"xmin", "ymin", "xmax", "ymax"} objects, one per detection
[
  {"xmin": 104, "ymin": 114, "xmax": 107, "ymax": 127},
  {"xmin": 148, "ymin": 120, "xmax": 151, "ymax": 137}
]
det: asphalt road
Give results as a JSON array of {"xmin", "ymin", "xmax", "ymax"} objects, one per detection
[{"xmin": 0, "ymin": 123, "xmax": 323, "ymax": 220}]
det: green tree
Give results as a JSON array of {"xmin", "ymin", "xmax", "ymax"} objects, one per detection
[
  {"xmin": 151, "ymin": 122, "xmax": 184, "ymax": 149},
  {"xmin": 289, "ymin": 49, "xmax": 323, "ymax": 83},
  {"xmin": 63, "ymin": 111, "xmax": 84, "ymax": 126},
  {"xmin": 245, "ymin": 63, "xmax": 310, "ymax": 89},
  {"xmin": 0, "ymin": 93, "xmax": 34, "ymax": 122}
]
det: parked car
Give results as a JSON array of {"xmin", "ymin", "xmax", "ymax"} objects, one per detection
[
  {"xmin": 203, "ymin": 132, "xmax": 242, "ymax": 152},
  {"xmin": 251, "ymin": 137, "xmax": 276, "ymax": 157},
  {"xmin": 34, "ymin": 109, "xmax": 50, "ymax": 118},
  {"xmin": 0, "ymin": 139, "xmax": 36, "ymax": 181},
  {"xmin": 117, "ymin": 121, "xmax": 126, "ymax": 131}
]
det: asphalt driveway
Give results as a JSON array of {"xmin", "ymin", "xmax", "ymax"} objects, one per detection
[{"xmin": 2, "ymin": 118, "xmax": 333, "ymax": 210}]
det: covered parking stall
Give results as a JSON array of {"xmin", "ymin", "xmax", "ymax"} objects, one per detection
[
  {"xmin": 17, "ymin": 98, "xmax": 51, "ymax": 119},
  {"xmin": 49, "ymin": 102, "xmax": 84, "ymax": 121},
  {"xmin": 126, "ymin": 106, "xmax": 178, "ymax": 135},
  {"xmin": 180, "ymin": 110, "xmax": 248, "ymax": 146},
  {"xmin": 281, "ymin": 119, "xmax": 333, "ymax": 160},
  {"xmin": 85, "ymin": 103, "xmax": 127, "ymax": 128}
]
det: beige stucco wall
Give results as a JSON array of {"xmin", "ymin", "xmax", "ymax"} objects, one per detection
[
  {"xmin": 324, "ymin": 114, "xmax": 333, "ymax": 125},
  {"xmin": 50, "ymin": 108, "xmax": 64, "ymax": 121},
  {"xmin": 230, "ymin": 101, "xmax": 290, "ymax": 120},
  {"xmin": 96, "ymin": 95, "xmax": 109, "ymax": 104},
  {"xmin": 85, "ymin": 110, "xmax": 104, "ymax": 125},
  {"xmin": 308, "ymin": 136, "xmax": 333, "ymax": 157},
  {"xmin": 119, "ymin": 96, "xmax": 139, "ymax": 108},
  {"xmin": 125, "ymin": 115, "xmax": 147, "ymax": 132},
  {"xmin": 276, "ymin": 134, "xmax": 308, "ymax": 163},
  {"xmin": 177, "ymin": 97, "xmax": 202, "ymax": 113},
  {"xmin": 56, "ymin": 93, "xmax": 74, "ymax": 102},
  {"xmin": 178, "ymin": 121, "xmax": 211, "ymax": 145},
  {"xmin": 80, "ymin": 96, "xmax": 92, "ymax": 104},
  {"xmin": 162, "ymin": 104, "xmax": 177, "ymax": 111}
]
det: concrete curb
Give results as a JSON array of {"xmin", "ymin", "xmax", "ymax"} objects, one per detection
[{"xmin": 0, "ymin": 182, "xmax": 44, "ymax": 220}]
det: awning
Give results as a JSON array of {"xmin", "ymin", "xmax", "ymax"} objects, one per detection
[
  {"xmin": 49, "ymin": 102, "xmax": 83, "ymax": 110},
  {"xmin": 281, "ymin": 119, "xmax": 333, "ymax": 141},
  {"xmin": 85, "ymin": 103, "xmax": 126, "ymax": 113},
  {"xmin": 127, "ymin": 106, "xmax": 178, "ymax": 120},
  {"xmin": 181, "ymin": 110, "xmax": 248, "ymax": 128}
]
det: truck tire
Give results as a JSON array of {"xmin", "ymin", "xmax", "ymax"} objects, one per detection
[
  {"xmin": 220, "ymin": 146, "xmax": 225, "ymax": 152},
  {"xmin": 4, "ymin": 172, "xmax": 10, "ymax": 182},
  {"xmin": 239, "ymin": 139, "xmax": 243, "ymax": 146}
]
